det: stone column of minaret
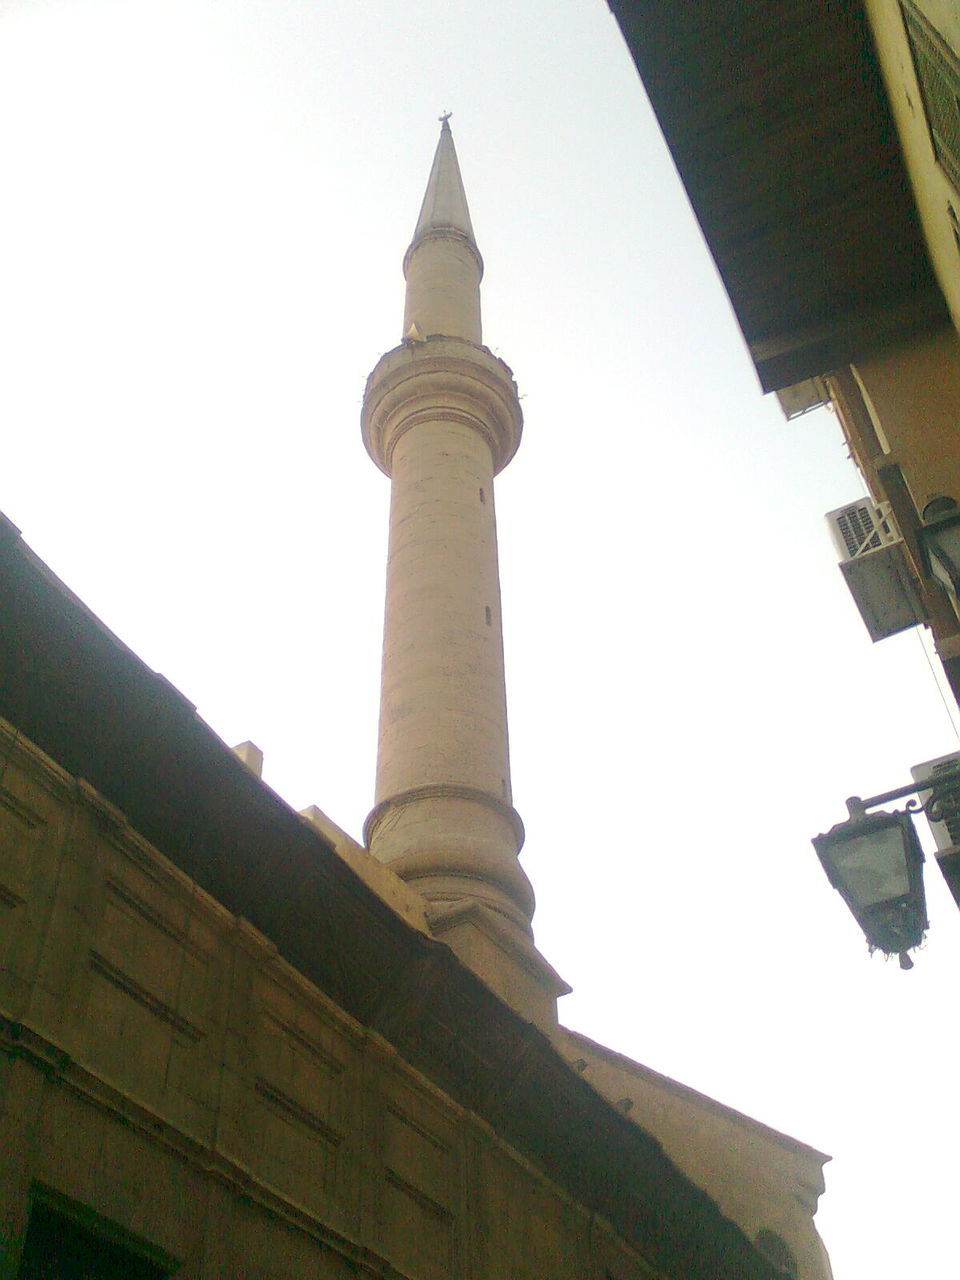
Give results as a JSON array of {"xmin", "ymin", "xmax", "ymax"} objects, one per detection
[{"xmin": 362, "ymin": 119, "xmax": 567, "ymax": 1025}]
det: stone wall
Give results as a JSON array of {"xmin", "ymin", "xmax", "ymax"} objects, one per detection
[
  {"xmin": 0, "ymin": 722, "xmax": 656, "ymax": 1280},
  {"xmin": 558, "ymin": 1031, "xmax": 833, "ymax": 1280}
]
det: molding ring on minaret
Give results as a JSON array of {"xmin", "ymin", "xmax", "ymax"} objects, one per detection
[
  {"xmin": 363, "ymin": 783, "xmax": 526, "ymax": 851},
  {"xmin": 375, "ymin": 406, "xmax": 501, "ymax": 476},
  {"xmin": 403, "ymin": 228, "xmax": 484, "ymax": 281},
  {"xmin": 362, "ymin": 337, "xmax": 523, "ymax": 476}
]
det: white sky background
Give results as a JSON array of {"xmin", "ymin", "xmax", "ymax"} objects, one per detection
[{"xmin": 2, "ymin": 3, "xmax": 959, "ymax": 1277}]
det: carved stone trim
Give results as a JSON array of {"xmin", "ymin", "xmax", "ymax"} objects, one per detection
[
  {"xmin": 254, "ymin": 1076, "xmax": 343, "ymax": 1148},
  {"xmin": 386, "ymin": 1101, "xmax": 447, "ymax": 1152},
  {"xmin": 0, "ymin": 881, "xmax": 25, "ymax": 909},
  {"xmin": 0, "ymin": 715, "xmax": 77, "ymax": 802},
  {"xmin": 0, "ymin": 787, "xmax": 42, "ymax": 831},
  {"xmin": 402, "ymin": 226, "xmax": 483, "ymax": 279},
  {"xmin": 88, "ymin": 950, "xmax": 205, "ymax": 1042},
  {"xmin": 384, "ymin": 1168, "xmax": 450, "ymax": 1222},
  {"xmin": 363, "ymin": 784, "xmax": 524, "ymax": 849},
  {"xmin": 362, "ymin": 337, "xmax": 523, "ymax": 476},
  {"xmin": 261, "ymin": 1013, "xmax": 345, "ymax": 1078},
  {"xmin": 105, "ymin": 876, "xmax": 208, "ymax": 962}
]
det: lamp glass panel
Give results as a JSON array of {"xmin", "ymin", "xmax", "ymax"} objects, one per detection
[
  {"xmin": 829, "ymin": 825, "xmax": 911, "ymax": 907},
  {"xmin": 927, "ymin": 524, "xmax": 960, "ymax": 593}
]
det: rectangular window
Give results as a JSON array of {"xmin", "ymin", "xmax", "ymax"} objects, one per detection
[
  {"xmin": 17, "ymin": 1191, "xmax": 175, "ymax": 1280},
  {"xmin": 901, "ymin": 2, "xmax": 960, "ymax": 192}
]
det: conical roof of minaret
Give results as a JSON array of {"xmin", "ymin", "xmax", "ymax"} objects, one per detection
[{"xmin": 410, "ymin": 116, "xmax": 476, "ymax": 249}]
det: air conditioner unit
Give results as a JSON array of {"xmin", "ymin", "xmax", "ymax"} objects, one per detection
[
  {"xmin": 825, "ymin": 501, "xmax": 924, "ymax": 642},
  {"xmin": 910, "ymin": 751, "xmax": 960, "ymax": 853},
  {"xmin": 776, "ymin": 376, "xmax": 830, "ymax": 421},
  {"xmin": 826, "ymin": 500, "xmax": 897, "ymax": 560}
]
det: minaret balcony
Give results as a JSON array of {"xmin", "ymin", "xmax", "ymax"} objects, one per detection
[{"xmin": 362, "ymin": 336, "xmax": 522, "ymax": 478}]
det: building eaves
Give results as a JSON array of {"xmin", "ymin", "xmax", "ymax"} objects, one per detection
[
  {"xmin": 609, "ymin": 0, "xmax": 949, "ymax": 391},
  {"xmin": 0, "ymin": 511, "xmax": 779, "ymax": 1280}
]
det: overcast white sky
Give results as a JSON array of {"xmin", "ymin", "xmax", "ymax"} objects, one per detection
[{"xmin": 2, "ymin": 3, "xmax": 959, "ymax": 1278}]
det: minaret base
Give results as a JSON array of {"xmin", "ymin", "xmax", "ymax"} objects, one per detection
[
  {"xmin": 365, "ymin": 786, "xmax": 534, "ymax": 929},
  {"xmin": 364, "ymin": 787, "xmax": 567, "ymax": 1027},
  {"xmin": 426, "ymin": 900, "xmax": 570, "ymax": 1031}
]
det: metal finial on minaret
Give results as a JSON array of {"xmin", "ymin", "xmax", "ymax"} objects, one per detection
[{"xmin": 361, "ymin": 125, "xmax": 566, "ymax": 1025}]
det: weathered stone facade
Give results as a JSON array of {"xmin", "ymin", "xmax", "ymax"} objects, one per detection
[{"xmin": 0, "ymin": 721, "xmax": 661, "ymax": 1279}]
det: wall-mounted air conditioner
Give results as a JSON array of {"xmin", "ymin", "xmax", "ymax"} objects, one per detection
[
  {"xmin": 825, "ymin": 500, "xmax": 924, "ymax": 642},
  {"xmin": 826, "ymin": 500, "xmax": 897, "ymax": 560},
  {"xmin": 910, "ymin": 751, "xmax": 960, "ymax": 853},
  {"xmin": 776, "ymin": 376, "xmax": 830, "ymax": 421}
]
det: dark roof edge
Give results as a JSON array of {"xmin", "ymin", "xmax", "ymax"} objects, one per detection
[
  {"xmin": 0, "ymin": 513, "xmax": 778, "ymax": 1280},
  {"xmin": 607, "ymin": 0, "xmax": 949, "ymax": 391}
]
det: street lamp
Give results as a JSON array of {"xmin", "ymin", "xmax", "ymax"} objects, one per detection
[
  {"xmin": 813, "ymin": 800, "xmax": 926, "ymax": 968},
  {"xmin": 812, "ymin": 766, "xmax": 960, "ymax": 967}
]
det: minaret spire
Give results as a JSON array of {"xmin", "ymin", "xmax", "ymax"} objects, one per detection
[
  {"xmin": 410, "ymin": 114, "xmax": 477, "ymax": 249},
  {"xmin": 362, "ymin": 121, "xmax": 566, "ymax": 1026},
  {"xmin": 402, "ymin": 117, "xmax": 483, "ymax": 346}
]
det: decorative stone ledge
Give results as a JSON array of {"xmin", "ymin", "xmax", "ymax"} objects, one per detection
[{"xmin": 362, "ymin": 337, "xmax": 522, "ymax": 476}]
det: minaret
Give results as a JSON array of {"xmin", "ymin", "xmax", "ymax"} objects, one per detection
[{"xmin": 362, "ymin": 119, "xmax": 565, "ymax": 1023}]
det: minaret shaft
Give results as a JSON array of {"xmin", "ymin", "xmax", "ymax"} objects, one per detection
[
  {"xmin": 376, "ymin": 416, "xmax": 510, "ymax": 804},
  {"xmin": 403, "ymin": 233, "xmax": 482, "ymax": 344},
  {"xmin": 362, "ymin": 336, "xmax": 530, "ymax": 930},
  {"xmin": 361, "ymin": 123, "xmax": 534, "ymax": 934}
]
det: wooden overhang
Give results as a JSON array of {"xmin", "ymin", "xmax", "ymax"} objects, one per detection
[
  {"xmin": 0, "ymin": 512, "xmax": 780, "ymax": 1280},
  {"xmin": 608, "ymin": 0, "xmax": 950, "ymax": 391}
]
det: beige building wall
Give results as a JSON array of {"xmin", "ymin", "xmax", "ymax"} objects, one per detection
[
  {"xmin": 557, "ymin": 1030, "xmax": 833, "ymax": 1280},
  {"xmin": 0, "ymin": 719, "xmax": 656, "ymax": 1280},
  {"xmin": 799, "ymin": 8, "xmax": 960, "ymax": 676},
  {"xmin": 850, "ymin": 325, "xmax": 960, "ymax": 515},
  {"xmin": 797, "ymin": 0, "xmax": 960, "ymax": 647},
  {"xmin": 866, "ymin": 1, "xmax": 960, "ymax": 337},
  {"xmin": 818, "ymin": 327, "xmax": 960, "ymax": 659}
]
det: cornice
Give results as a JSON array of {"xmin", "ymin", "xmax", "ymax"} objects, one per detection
[{"xmin": 361, "ymin": 337, "xmax": 522, "ymax": 476}]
